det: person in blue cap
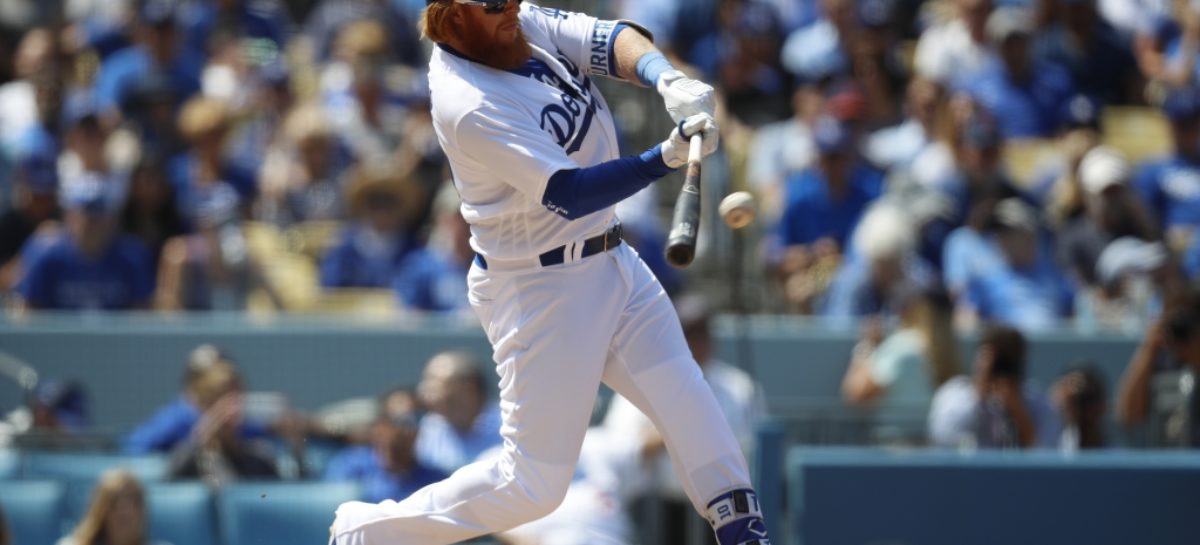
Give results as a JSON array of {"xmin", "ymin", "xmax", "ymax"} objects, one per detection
[
  {"xmin": 0, "ymin": 131, "xmax": 59, "ymax": 292},
  {"xmin": 93, "ymin": 0, "xmax": 204, "ymax": 123},
  {"xmin": 775, "ymin": 115, "xmax": 885, "ymax": 312},
  {"xmin": 15, "ymin": 173, "xmax": 155, "ymax": 311},
  {"xmin": 1133, "ymin": 84, "xmax": 1200, "ymax": 255}
]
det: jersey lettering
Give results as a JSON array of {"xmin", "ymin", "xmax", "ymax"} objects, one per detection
[
  {"xmin": 589, "ymin": 20, "xmax": 616, "ymax": 77},
  {"xmin": 513, "ymin": 55, "xmax": 602, "ymax": 155}
]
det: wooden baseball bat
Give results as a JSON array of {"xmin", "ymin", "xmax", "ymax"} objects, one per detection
[{"xmin": 665, "ymin": 134, "xmax": 703, "ymax": 268}]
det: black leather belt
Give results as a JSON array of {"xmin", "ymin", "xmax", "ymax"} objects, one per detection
[{"xmin": 475, "ymin": 223, "xmax": 623, "ymax": 270}]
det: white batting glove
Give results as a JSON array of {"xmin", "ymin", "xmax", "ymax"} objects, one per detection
[
  {"xmin": 657, "ymin": 70, "xmax": 716, "ymax": 124},
  {"xmin": 661, "ymin": 113, "xmax": 719, "ymax": 169}
]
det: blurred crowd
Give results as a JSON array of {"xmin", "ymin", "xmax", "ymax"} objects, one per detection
[
  {"xmin": 0, "ymin": 0, "xmax": 1193, "ymax": 329},
  {"xmin": 6, "ymin": 0, "xmax": 1200, "ymax": 542}
]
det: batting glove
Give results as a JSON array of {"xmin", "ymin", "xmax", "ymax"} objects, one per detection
[
  {"xmin": 657, "ymin": 70, "xmax": 717, "ymax": 124},
  {"xmin": 661, "ymin": 113, "xmax": 719, "ymax": 169}
]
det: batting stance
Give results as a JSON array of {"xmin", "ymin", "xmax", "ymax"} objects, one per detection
[{"xmin": 330, "ymin": 1, "xmax": 770, "ymax": 544}]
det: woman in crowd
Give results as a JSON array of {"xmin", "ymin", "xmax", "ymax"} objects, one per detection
[{"xmin": 57, "ymin": 469, "xmax": 170, "ymax": 545}]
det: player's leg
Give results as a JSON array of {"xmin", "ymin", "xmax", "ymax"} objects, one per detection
[
  {"xmin": 331, "ymin": 259, "xmax": 625, "ymax": 545},
  {"xmin": 599, "ymin": 244, "xmax": 771, "ymax": 545}
]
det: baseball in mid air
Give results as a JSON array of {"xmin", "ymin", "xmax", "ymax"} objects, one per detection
[{"xmin": 719, "ymin": 191, "xmax": 756, "ymax": 229}]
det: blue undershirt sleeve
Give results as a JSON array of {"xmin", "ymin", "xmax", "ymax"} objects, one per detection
[{"xmin": 542, "ymin": 145, "xmax": 674, "ymax": 221}]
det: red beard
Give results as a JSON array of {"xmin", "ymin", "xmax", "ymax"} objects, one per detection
[{"xmin": 459, "ymin": 25, "xmax": 532, "ymax": 70}]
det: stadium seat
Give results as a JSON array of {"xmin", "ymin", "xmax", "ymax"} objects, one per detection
[
  {"xmin": 0, "ymin": 450, "xmax": 17, "ymax": 479},
  {"xmin": 218, "ymin": 482, "xmax": 360, "ymax": 545},
  {"xmin": 0, "ymin": 480, "xmax": 66, "ymax": 545},
  {"xmin": 1002, "ymin": 138, "xmax": 1058, "ymax": 187},
  {"xmin": 1102, "ymin": 106, "xmax": 1171, "ymax": 162},
  {"xmin": 22, "ymin": 452, "xmax": 170, "ymax": 483},
  {"xmin": 146, "ymin": 483, "xmax": 217, "ymax": 545}
]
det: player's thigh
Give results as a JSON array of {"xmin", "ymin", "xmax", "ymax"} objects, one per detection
[{"xmin": 479, "ymin": 259, "xmax": 627, "ymax": 466}]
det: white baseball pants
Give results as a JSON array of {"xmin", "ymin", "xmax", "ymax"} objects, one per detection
[{"xmin": 331, "ymin": 243, "xmax": 752, "ymax": 544}]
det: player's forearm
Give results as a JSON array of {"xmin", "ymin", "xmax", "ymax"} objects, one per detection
[
  {"xmin": 612, "ymin": 26, "xmax": 666, "ymax": 86},
  {"xmin": 542, "ymin": 145, "xmax": 674, "ymax": 221}
]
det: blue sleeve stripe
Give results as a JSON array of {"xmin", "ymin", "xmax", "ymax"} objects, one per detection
[{"xmin": 543, "ymin": 145, "xmax": 673, "ymax": 220}]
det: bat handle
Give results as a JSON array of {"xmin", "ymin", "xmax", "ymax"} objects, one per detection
[{"xmin": 688, "ymin": 132, "xmax": 703, "ymax": 165}]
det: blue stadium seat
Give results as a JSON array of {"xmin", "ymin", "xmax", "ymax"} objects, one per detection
[
  {"xmin": 23, "ymin": 452, "xmax": 170, "ymax": 482},
  {"xmin": 0, "ymin": 480, "xmax": 66, "ymax": 545},
  {"xmin": 0, "ymin": 450, "xmax": 17, "ymax": 479},
  {"xmin": 218, "ymin": 482, "xmax": 360, "ymax": 545},
  {"xmin": 146, "ymin": 483, "xmax": 217, "ymax": 545}
]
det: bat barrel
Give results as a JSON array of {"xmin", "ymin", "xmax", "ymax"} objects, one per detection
[{"xmin": 665, "ymin": 134, "xmax": 704, "ymax": 268}]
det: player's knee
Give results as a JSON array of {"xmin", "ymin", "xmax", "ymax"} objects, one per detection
[{"xmin": 501, "ymin": 464, "xmax": 571, "ymax": 523}]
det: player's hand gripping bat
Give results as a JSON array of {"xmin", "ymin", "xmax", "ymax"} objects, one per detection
[{"xmin": 666, "ymin": 134, "xmax": 703, "ymax": 268}]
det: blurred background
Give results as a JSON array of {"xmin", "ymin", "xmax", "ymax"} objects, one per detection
[{"xmin": 1, "ymin": 0, "xmax": 1200, "ymax": 544}]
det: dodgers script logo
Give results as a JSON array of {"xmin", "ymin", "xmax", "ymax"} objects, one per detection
[{"xmin": 514, "ymin": 50, "xmax": 603, "ymax": 155}]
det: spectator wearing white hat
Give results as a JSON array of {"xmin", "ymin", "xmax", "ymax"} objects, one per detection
[{"xmin": 1058, "ymin": 146, "xmax": 1160, "ymax": 288}]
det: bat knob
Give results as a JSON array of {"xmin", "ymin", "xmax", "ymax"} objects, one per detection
[{"xmin": 666, "ymin": 242, "xmax": 695, "ymax": 268}]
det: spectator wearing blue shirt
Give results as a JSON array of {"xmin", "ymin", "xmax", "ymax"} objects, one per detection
[
  {"xmin": 415, "ymin": 351, "xmax": 503, "ymax": 474},
  {"xmin": 776, "ymin": 116, "xmax": 884, "ymax": 313},
  {"xmin": 178, "ymin": 0, "xmax": 292, "ymax": 58},
  {"xmin": 124, "ymin": 344, "xmax": 270, "ymax": 454},
  {"xmin": 320, "ymin": 165, "xmax": 421, "ymax": 289},
  {"xmin": 961, "ymin": 198, "xmax": 1076, "ymax": 330},
  {"xmin": 965, "ymin": 8, "xmax": 1076, "ymax": 138},
  {"xmin": 304, "ymin": 0, "xmax": 423, "ymax": 66},
  {"xmin": 1033, "ymin": 0, "xmax": 1139, "ymax": 104},
  {"xmin": 1133, "ymin": 84, "xmax": 1200, "ymax": 252},
  {"xmin": 779, "ymin": 116, "xmax": 884, "ymax": 251},
  {"xmin": 16, "ymin": 174, "xmax": 155, "ymax": 311},
  {"xmin": 0, "ymin": 133, "xmax": 59, "ymax": 291},
  {"xmin": 170, "ymin": 96, "xmax": 258, "ymax": 228},
  {"xmin": 324, "ymin": 388, "xmax": 448, "ymax": 503},
  {"xmin": 93, "ymin": 0, "xmax": 204, "ymax": 122},
  {"xmin": 391, "ymin": 188, "xmax": 471, "ymax": 312}
]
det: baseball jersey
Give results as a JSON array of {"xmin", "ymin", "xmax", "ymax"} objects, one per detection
[{"xmin": 428, "ymin": 4, "xmax": 629, "ymax": 260}]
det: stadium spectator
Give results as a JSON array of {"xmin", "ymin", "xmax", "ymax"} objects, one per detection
[
  {"xmin": 169, "ymin": 96, "xmax": 257, "ymax": 225},
  {"xmin": 15, "ymin": 174, "xmax": 155, "ymax": 311},
  {"xmin": 321, "ymin": 20, "xmax": 412, "ymax": 166},
  {"xmin": 0, "ymin": 27, "xmax": 53, "ymax": 148},
  {"xmin": 93, "ymin": 0, "xmax": 203, "ymax": 123},
  {"xmin": 1034, "ymin": 94, "xmax": 1105, "ymax": 228},
  {"xmin": 823, "ymin": 202, "xmax": 933, "ymax": 320},
  {"xmin": 956, "ymin": 198, "xmax": 1075, "ymax": 330},
  {"xmin": 864, "ymin": 76, "xmax": 945, "ymax": 170},
  {"xmin": 324, "ymin": 388, "xmax": 448, "ymax": 503},
  {"xmin": 303, "ymin": 0, "xmax": 423, "ymax": 66},
  {"xmin": 0, "ymin": 136, "xmax": 59, "ymax": 291},
  {"xmin": 154, "ymin": 183, "xmax": 282, "ymax": 311},
  {"xmin": 1058, "ymin": 147, "xmax": 1160, "ymax": 287},
  {"xmin": 1116, "ymin": 290, "xmax": 1200, "ymax": 446},
  {"xmin": 1052, "ymin": 364, "xmax": 1109, "ymax": 449},
  {"xmin": 178, "ymin": 0, "xmax": 291, "ymax": 59},
  {"xmin": 1034, "ymin": 0, "xmax": 1139, "ymax": 103},
  {"xmin": 414, "ymin": 350, "xmax": 502, "ymax": 474},
  {"xmin": 167, "ymin": 361, "xmax": 280, "ymax": 485},
  {"xmin": 964, "ymin": 7, "xmax": 1076, "ymax": 138},
  {"xmin": 118, "ymin": 153, "xmax": 186, "ymax": 265},
  {"xmin": 123, "ymin": 345, "xmax": 270, "ymax": 454},
  {"xmin": 781, "ymin": 0, "xmax": 856, "ymax": 84},
  {"xmin": 1, "ymin": 379, "xmax": 90, "ymax": 440},
  {"xmin": 842, "ymin": 288, "xmax": 962, "ymax": 443},
  {"xmin": 57, "ymin": 470, "xmax": 169, "ymax": 545},
  {"xmin": 257, "ymin": 103, "xmax": 352, "ymax": 227},
  {"xmin": 1133, "ymin": 85, "xmax": 1200, "ymax": 254},
  {"xmin": 776, "ymin": 116, "xmax": 884, "ymax": 312},
  {"xmin": 929, "ymin": 325, "xmax": 1062, "ymax": 449},
  {"xmin": 391, "ymin": 185, "xmax": 471, "ymax": 313},
  {"xmin": 690, "ymin": 0, "xmax": 789, "ymax": 126},
  {"xmin": 913, "ymin": 0, "xmax": 996, "ymax": 87},
  {"xmin": 319, "ymin": 164, "xmax": 422, "ymax": 289}
]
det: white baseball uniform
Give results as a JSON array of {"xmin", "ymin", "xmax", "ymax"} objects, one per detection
[{"xmin": 331, "ymin": 5, "xmax": 757, "ymax": 544}]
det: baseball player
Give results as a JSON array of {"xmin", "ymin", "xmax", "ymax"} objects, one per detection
[{"xmin": 330, "ymin": 2, "xmax": 770, "ymax": 544}]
